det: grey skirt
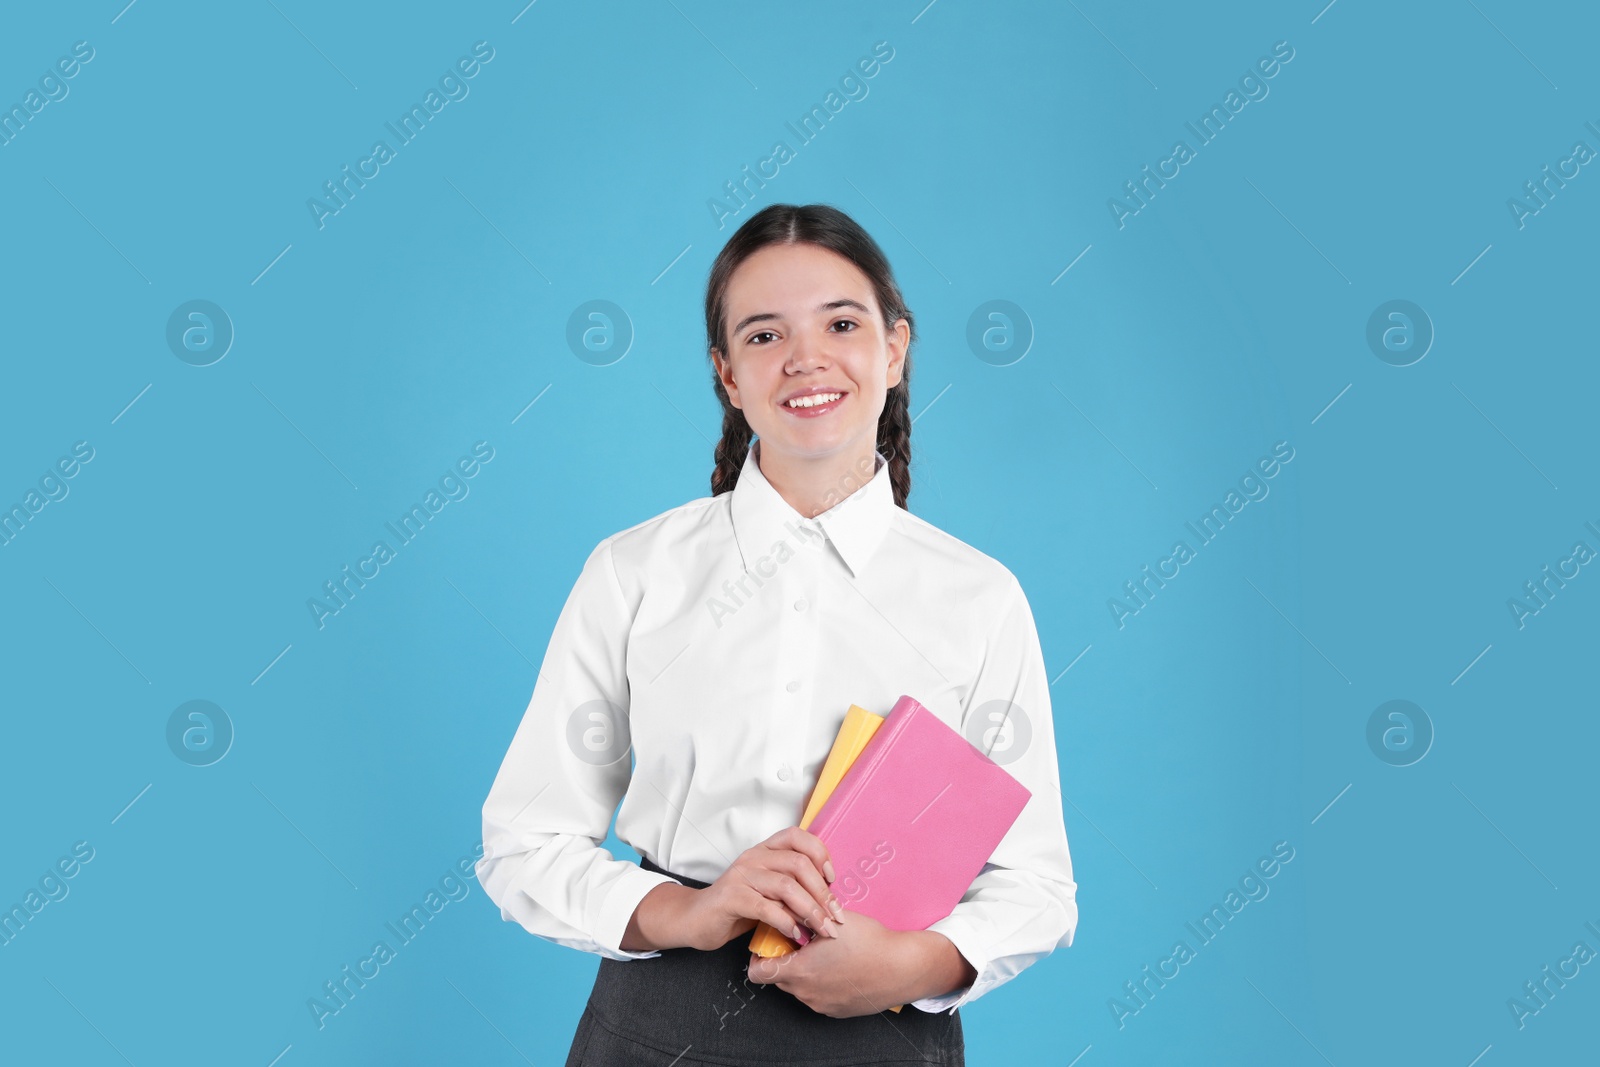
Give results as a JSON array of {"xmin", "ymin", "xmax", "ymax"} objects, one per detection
[{"xmin": 564, "ymin": 855, "xmax": 965, "ymax": 1067}]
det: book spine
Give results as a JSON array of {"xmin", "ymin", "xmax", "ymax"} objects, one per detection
[{"xmin": 809, "ymin": 698, "xmax": 920, "ymax": 840}]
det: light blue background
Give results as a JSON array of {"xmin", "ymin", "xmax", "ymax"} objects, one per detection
[{"xmin": 2, "ymin": 1, "xmax": 1595, "ymax": 1064}]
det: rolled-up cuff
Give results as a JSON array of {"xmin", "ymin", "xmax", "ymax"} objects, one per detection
[
  {"xmin": 908, "ymin": 920, "xmax": 987, "ymax": 1014},
  {"xmin": 592, "ymin": 863, "xmax": 684, "ymax": 960}
]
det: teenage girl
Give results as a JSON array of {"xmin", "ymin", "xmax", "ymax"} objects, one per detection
[{"xmin": 477, "ymin": 203, "xmax": 1078, "ymax": 1066}]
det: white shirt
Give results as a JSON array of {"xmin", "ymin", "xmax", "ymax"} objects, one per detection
[{"xmin": 476, "ymin": 440, "xmax": 1077, "ymax": 1013}]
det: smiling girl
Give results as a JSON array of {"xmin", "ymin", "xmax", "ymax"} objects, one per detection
[{"xmin": 477, "ymin": 203, "xmax": 1078, "ymax": 1066}]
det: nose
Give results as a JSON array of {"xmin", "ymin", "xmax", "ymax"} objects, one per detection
[{"xmin": 785, "ymin": 330, "xmax": 829, "ymax": 373}]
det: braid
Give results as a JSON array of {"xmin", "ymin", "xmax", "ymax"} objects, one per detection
[
  {"xmin": 877, "ymin": 355, "xmax": 912, "ymax": 510},
  {"xmin": 710, "ymin": 397, "xmax": 753, "ymax": 498}
]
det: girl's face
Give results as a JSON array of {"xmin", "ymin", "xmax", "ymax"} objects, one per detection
[{"xmin": 713, "ymin": 242, "xmax": 907, "ymax": 466}]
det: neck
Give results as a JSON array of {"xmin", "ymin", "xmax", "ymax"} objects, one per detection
[{"xmin": 755, "ymin": 439, "xmax": 878, "ymax": 518}]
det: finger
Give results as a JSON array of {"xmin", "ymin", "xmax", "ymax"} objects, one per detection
[
  {"xmin": 748, "ymin": 951, "xmax": 784, "ymax": 984},
  {"xmin": 736, "ymin": 881, "xmax": 809, "ymax": 942},
  {"xmin": 768, "ymin": 846, "xmax": 845, "ymax": 932},
  {"xmin": 748, "ymin": 864, "xmax": 841, "ymax": 939},
  {"xmin": 770, "ymin": 826, "xmax": 836, "ymax": 884}
]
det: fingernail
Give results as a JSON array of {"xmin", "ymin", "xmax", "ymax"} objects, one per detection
[
  {"xmin": 823, "ymin": 860, "xmax": 836, "ymax": 882},
  {"xmin": 822, "ymin": 918, "xmax": 840, "ymax": 938},
  {"xmin": 791, "ymin": 924, "xmax": 804, "ymax": 941},
  {"xmin": 829, "ymin": 897, "xmax": 845, "ymax": 923}
]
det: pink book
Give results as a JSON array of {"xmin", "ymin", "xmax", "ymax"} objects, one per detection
[{"xmin": 793, "ymin": 694, "xmax": 1032, "ymax": 944}]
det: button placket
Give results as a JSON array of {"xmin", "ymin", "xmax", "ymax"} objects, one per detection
[{"xmin": 766, "ymin": 538, "xmax": 823, "ymax": 787}]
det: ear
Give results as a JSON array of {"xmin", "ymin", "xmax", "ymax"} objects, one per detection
[
  {"xmin": 884, "ymin": 318, "xmax": 909, "ymax": 389},
  {"xmin": 713, "ymin": 347, "xmax": 744, "ymax": 410}
]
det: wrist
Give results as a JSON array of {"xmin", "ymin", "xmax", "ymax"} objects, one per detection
[
  {"xmin": 898, "ymin": 930, "xmax": 977, "ymax": 1004},
  {"xmin": 621, "ymin": 881, "xmax": 701, "ymax": 952}
]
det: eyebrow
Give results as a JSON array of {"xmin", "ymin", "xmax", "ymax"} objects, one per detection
[{"xmin": 731, "ymin": 298, "xmax": 872, "ymax": 338}]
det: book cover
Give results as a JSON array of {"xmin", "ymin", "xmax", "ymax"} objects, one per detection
[
  {"xmin": 748, "ymin": 704, "xmax": 885, "ymax": 958},
  {"xmin": 796, "ymin": 694, "xmax": 1032, "ymax": 941}
]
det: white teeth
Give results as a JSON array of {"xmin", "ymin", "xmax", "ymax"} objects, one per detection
[{"xmin": 786, "ymin": 392, "xmax": 842, "ymax": 408}]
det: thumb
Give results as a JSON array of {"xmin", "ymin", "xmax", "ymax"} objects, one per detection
[{"xmin": 748, "ymin": 951, "xmax": 785, "ymax": 984}]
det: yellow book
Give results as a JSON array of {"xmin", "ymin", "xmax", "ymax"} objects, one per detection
[
  {"xmin": 750, "ymin": 705, "xmax": 883, "ymax": 958},
  {"xmin": 748, "ymin": 705, "xmax": 906, "ymax": 1013}
]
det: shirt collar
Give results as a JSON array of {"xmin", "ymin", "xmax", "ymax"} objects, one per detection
[{"xmin": 729, "ymin": 439, "xmax": 895, "ymax": 580}]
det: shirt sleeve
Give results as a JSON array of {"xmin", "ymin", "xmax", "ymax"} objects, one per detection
[
  {"xmin": 910, "ymin": 571, "xmax": 1079, "ymax": 1013},
  {"xmin": 475, "ymin": 537, "xmax": 682, "ymax": 960}
]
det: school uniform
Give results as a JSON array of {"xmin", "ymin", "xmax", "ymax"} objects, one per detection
[{"xmin": 477, "ymin": 440, "xmax": 1078, "ymax": 1065}]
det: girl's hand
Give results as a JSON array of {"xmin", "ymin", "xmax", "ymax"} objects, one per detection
[
  {"xmin": 681, "ymin": 826, "xmax": 846, "ymax": 951},
  {"xmin": 745, "ymin": 910, "xmax": 919, "ymax": 1018}
]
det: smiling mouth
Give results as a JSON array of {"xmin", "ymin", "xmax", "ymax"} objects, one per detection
[{"xmin": 783, "ymin": 391, "xmax": 845, "ymax": 412}]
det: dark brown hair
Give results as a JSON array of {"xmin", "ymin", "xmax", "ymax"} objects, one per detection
[{"xmin": 704, "ymin": 203, "xmax": 916, "ymax": 510}]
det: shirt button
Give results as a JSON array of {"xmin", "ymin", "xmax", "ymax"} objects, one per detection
[
  {"xmin": 777, "ymin": 763, "xmax": 792, "ymax": 781},
  {"xmin": 785, "ymin": 679, "xmax": 801, "ymax": 693},
  {"xmin": 794, "ymin": 598, "xmax": 808, "ymax": 612}
]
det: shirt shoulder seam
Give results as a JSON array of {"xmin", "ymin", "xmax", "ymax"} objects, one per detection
[
  {"xmin": 890, "ymin": 509, "xmax": 1021, "ymax": 590},
  {"xmin": 597, "ymin": 493, "xmax": 725, "ymax": 551}
]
